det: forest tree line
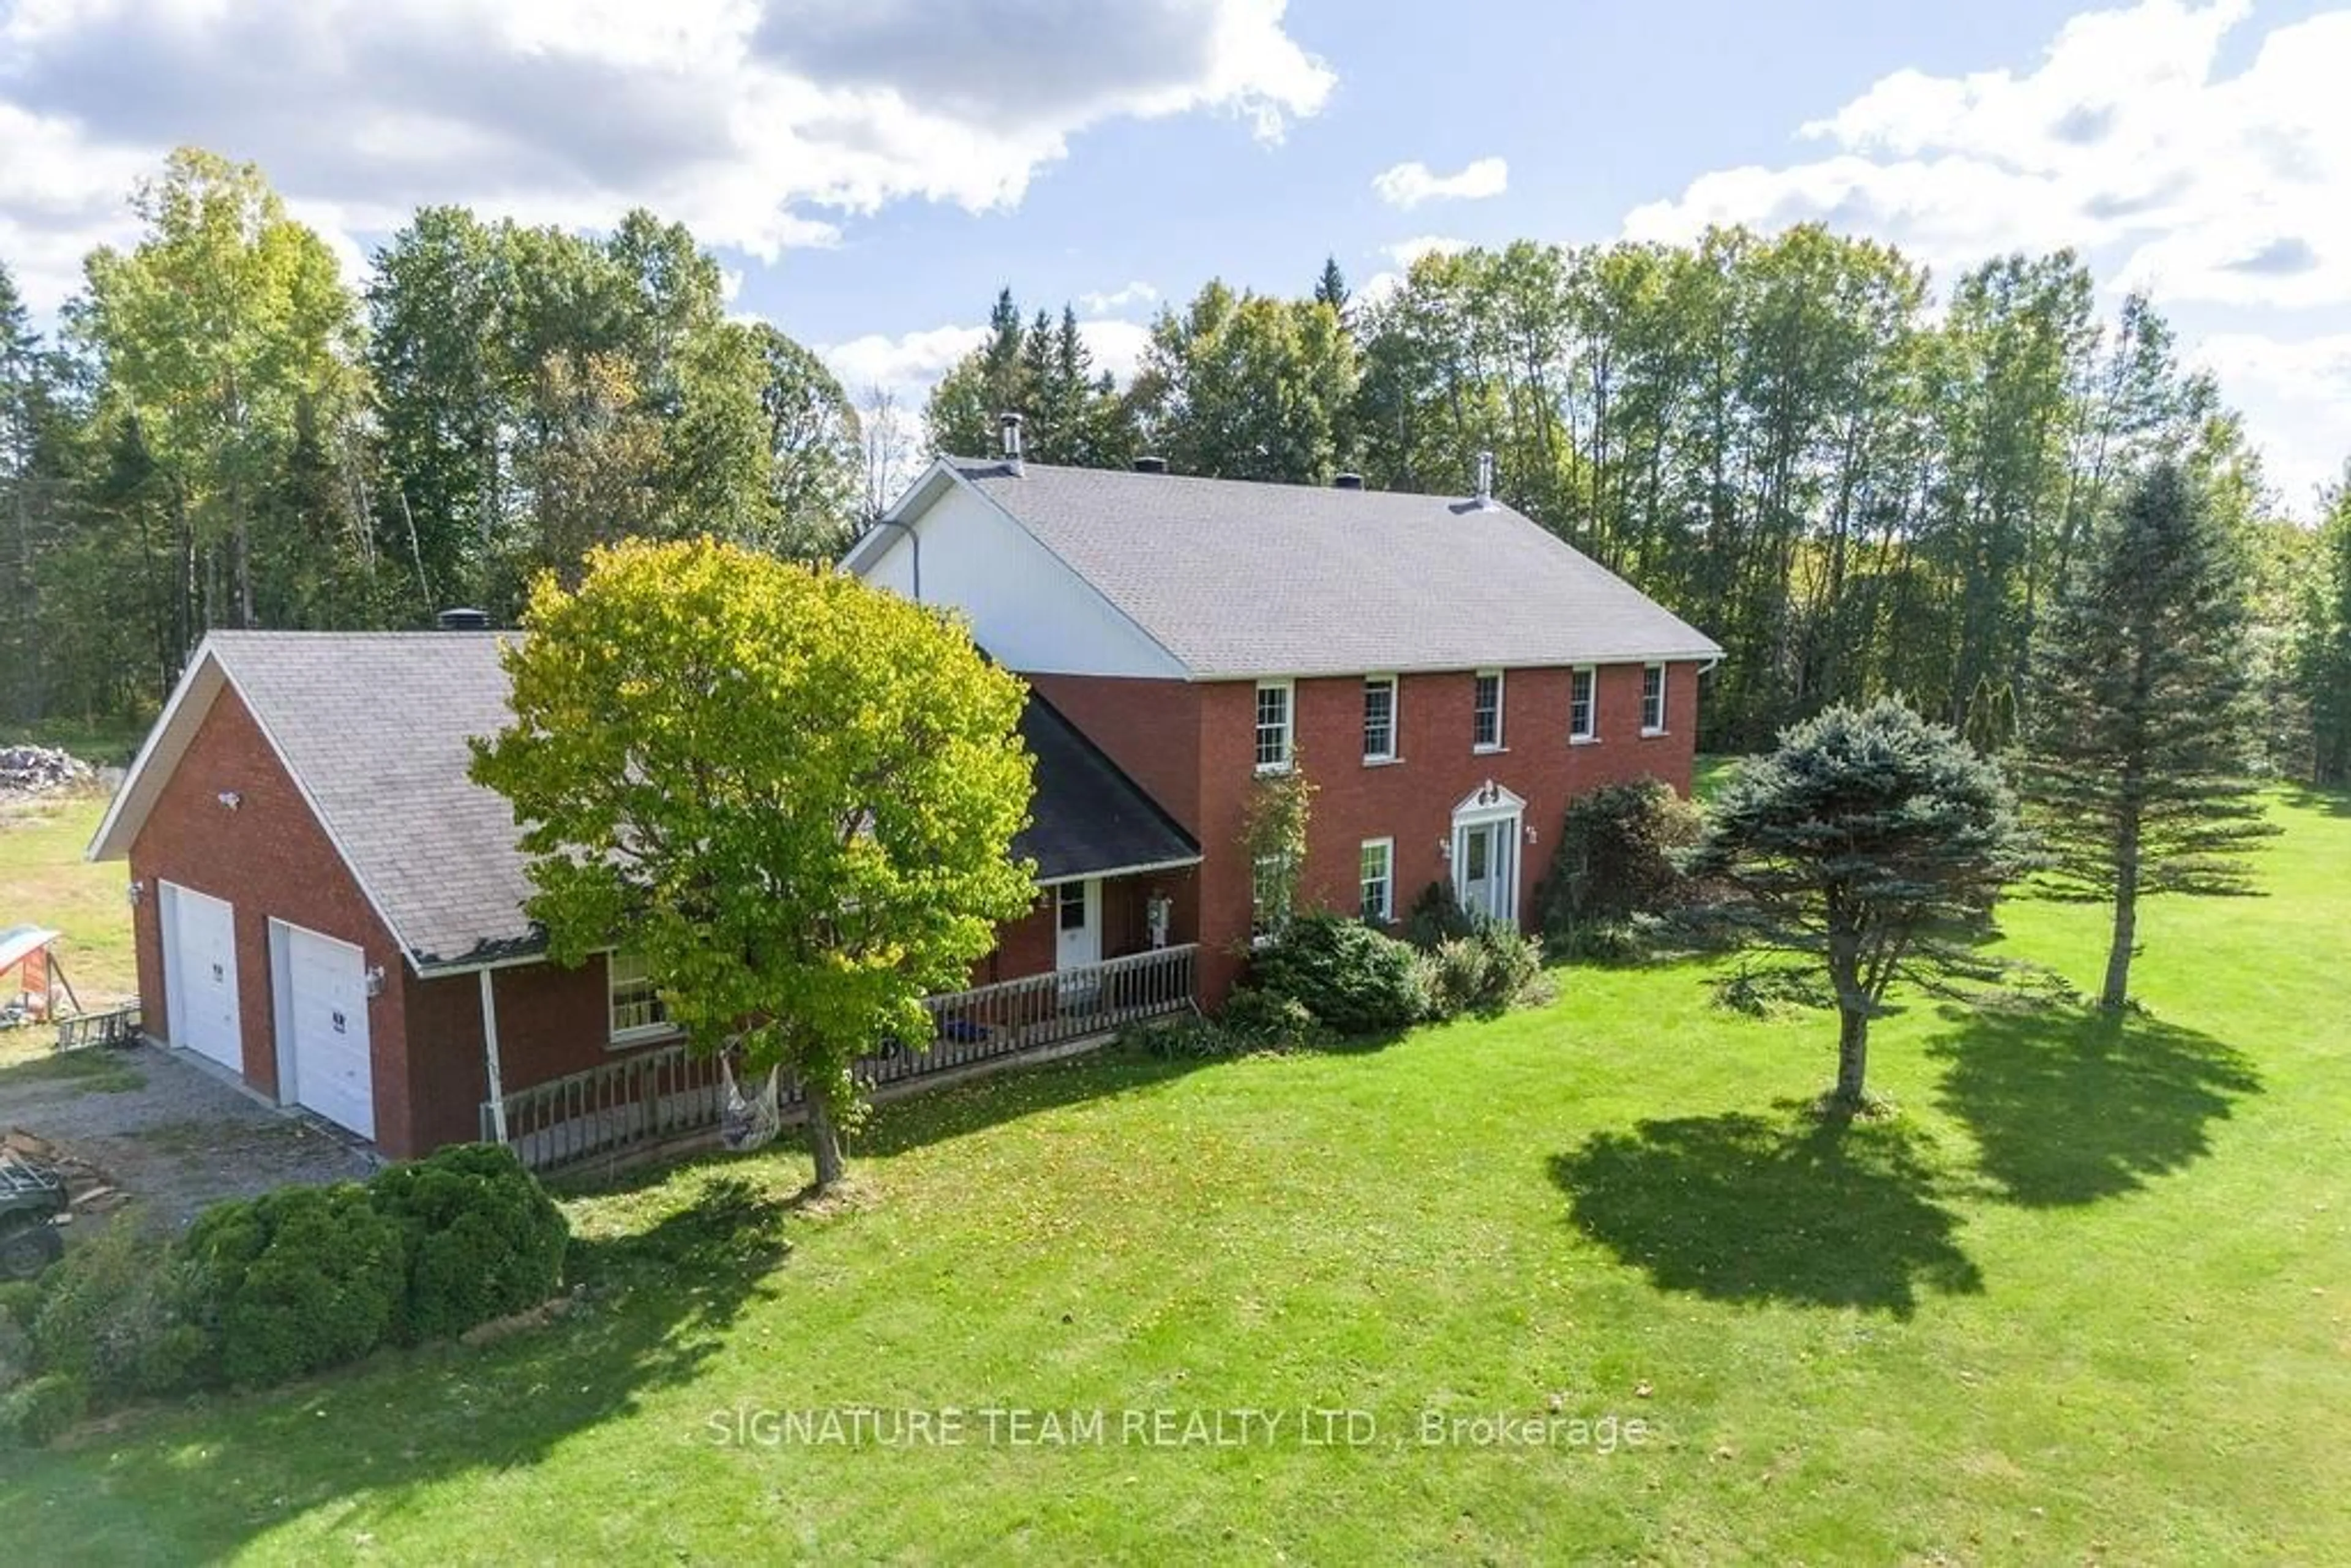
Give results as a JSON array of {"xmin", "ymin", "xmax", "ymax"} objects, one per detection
[
  {"xmin": 2, "ymin": 146, "xmax": 2347, "ymax": 779},
  {"xmin": 0, "ymin": 149, "xmax": 865, "ymax": 726},
  {"xmin": 929, "ymin": 236, "xmax": 2351, "ymax": 774}
]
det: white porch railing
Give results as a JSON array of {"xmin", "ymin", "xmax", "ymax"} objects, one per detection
[{"xmin": 484, "ymin": 943, "xmax": 1198, "ymax": 1172}]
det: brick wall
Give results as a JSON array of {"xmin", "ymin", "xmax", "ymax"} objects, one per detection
[
  {"xmin": 126, "ymin": 683, "xmax": 420, "ymax": 1150},
  {"xmin": 1026, "ymin": 662, "xmax": 1703, "ymax": 1005},
  {"xmin": 402, "ymin": 958, "xmax": 622, "ymax": 1153}
]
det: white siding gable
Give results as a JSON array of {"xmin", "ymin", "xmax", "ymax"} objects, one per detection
[{"xmin": 858, "ymin": 473, "xmax": 1188, "ymax": 680}]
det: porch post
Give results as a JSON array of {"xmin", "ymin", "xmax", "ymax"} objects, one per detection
[{"xmin": 479, "ymin": 967, "xmax": 509, "ymax": 1144}]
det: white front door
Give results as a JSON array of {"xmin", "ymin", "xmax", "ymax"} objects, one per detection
[
  {"xmin": 1459, "ymin": 821, "xmax": 1500, "ymax": 921},
  {"xmin": 163, "ymin": 882, "xmax": 242, "ymax": 1071},
  {"xmin": 280, "ymin": 923, "xmax": 375, "ymax": 1140},
  {"xmin": 1055, "ymin": 879, "xmax": 1101, "ymax": 974},
  {"xmin": 1450, "ymin": 781, "xmax": 1526, "ymax": 927}
]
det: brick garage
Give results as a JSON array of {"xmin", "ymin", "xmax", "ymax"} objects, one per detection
[{"xmin": 92, "ymin": 634, "xmax": 1202, "ymax": 1160}]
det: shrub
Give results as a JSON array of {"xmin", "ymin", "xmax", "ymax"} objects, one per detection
[
  {"xmin": 182, "ymin": 1184, "xmax": 407, "ymax": 1389},
  {"xmin": 1217, "ymin": 986, "xmax": 1324, "ymax": 1051},
  {"xmin": 1243, "ymin": 912, "xmax": 1427, "ymax": 1035},
  {"xmin": 1423, "ymin": 922, "xmax": 1548, "ymax": 1019},
  {"xmin": 1129, "ymin": 1015, "xmax": 1254, "ymax": 1060},
  {"xmin": 1402, "ymin": 880, "xmax": 1475, "ymax": 950},
  {"xmin": 0, "ymin": 1279, "xmax": 39, "ymax": 1330},
  {"xmin": 28, "ymin": 1221, "xmax": 208, "ymax": 1402},
  {"xmin": 0, "ymin": 1370, "xmax": 87, "ymax": 1448},
  {"xmin": 0, "ymin": 1312, "xmax": 30, "ymax": 1394},
  {"xmin": 1535, "ymin": 778, "xmax": 1703, "ymax": 958},
  {"xmin": 370, "ymin": 1144, "xmax": 569, "ymax": 1344}
]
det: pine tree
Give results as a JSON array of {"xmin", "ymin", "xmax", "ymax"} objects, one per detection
[
  {"xmin": 2022, "ymin": 461, "xmax": 2275, "ymax": 1011},
  {"xmin": 2298, "ymin": 475, "xmax": 2351, "ymax": 786},
  {"xmin": 1314, "ymin": 255, "xmax": 1349, "ymax": 315},
  {"xmin": 1687, "ymin": 699, "xmax": 2036, "ymax": 1108}
]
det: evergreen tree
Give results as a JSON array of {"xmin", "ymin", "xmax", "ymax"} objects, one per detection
[
  {"xmin": 1686, "ymin": 699, "xmax": 2036, "ymax": 1108},
  {"xmin": 2022, "ymin": 462, "xmax": 2275, "ymax": 1011},
  {"xmin": 2297, "ymin": 474, "xmax": 2351, "ymax": 786},
  {"xmin": 1313, "ymin": 255, "xmax": 1349, "ymax": 315}
]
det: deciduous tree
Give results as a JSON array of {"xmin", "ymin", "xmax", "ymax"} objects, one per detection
[{"xmin": 471, "ymin": 539, "xmax": 1037, "ymax": 1189}]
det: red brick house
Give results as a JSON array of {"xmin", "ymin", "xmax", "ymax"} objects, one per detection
[
  {"xmin": 89, "ymin": 451, "xmax": 1717, "ymax": 1162},
  {"xmin": 844, "ymin": 449, "xmax": 1723, "ymax": 1003},
  {"xmin": 86, "ymin": 634, "xmax": 1198, "ymax": 1158}
]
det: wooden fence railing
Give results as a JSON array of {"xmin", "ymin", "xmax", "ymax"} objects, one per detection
[{"xmin": 485, "ymin": 943, "xmax": 1198, "ymax": 1172}]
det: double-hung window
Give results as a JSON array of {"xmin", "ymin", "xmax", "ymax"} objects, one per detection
[
  {"xmin": 1641, "ymin": 664, "xmax": 1668, "ymax": 734},
  {"xmin": 608, "ymin": 951, "xmax": 670, "ymax": 1043},
  {"xmin": 1362, "ymin": 675, "xmax": 1397, "ymax": 763},
  {"xmin": 1570, "ymin": 666, "xmax": 1597, "ymax": 743},
  {"xmin": 1359, "ymin": 838, "xmax": 1395, "ymax": 925},
  {"xmin": 1255, "ymin": 680, "xmax": 1294, "ymax": 773},
  {"xmin": 1472, "ymin": 670, "xmax": 1504, "ymax": 751}
]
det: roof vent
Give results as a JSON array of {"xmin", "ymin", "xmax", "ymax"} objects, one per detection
[
  {"xmin": 437, "ymin": 607, "xmax": 491, "ymax": 631},
  {"xmin": 1133, "ymin": 456, "xmax": 1168, "ymax": 475},
  {"xmin": 1474, "ymin": 449, "xmax": 1496, "ymax": 508},
  {"xmin": 1333, "ymin": 471, "xmax": 1364, "ymax": 490},
  {"xmin": 1000, "ymin": 411, "xmax": 1024, "ymax": 476}
]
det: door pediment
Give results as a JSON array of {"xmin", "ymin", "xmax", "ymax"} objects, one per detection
[{"xmin": 1451, "ymin": 779, "xmax": 1527, "ymax": 820}]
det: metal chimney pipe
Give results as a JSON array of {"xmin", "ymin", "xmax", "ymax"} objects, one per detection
[
  {"xmin": 1000, "ymin": 411, "xmax": 1025, "ymax": 475},
  {"xmin": 1475, "ymin": 450, "xmax": 1495, "ymax": 506}
]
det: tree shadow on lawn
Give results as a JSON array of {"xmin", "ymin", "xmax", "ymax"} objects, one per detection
[
  {"xmin": 2276, "ymin": 781, "xmax": 2351, "ymax": 819},
  {"xmin": 1926, "ymin": 1002, "xmax": 2260, "ymax": 1209},
  {"xmin": 1550, "ymin": 1104, "xmax": 1985, "ymax": 1318},
  {"xmin": 5, "ymin": 1177, "xmax": 792, "ymax": 1559}
]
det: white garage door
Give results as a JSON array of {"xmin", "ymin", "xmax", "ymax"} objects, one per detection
[
  {"xmin": 281, "ymin": 924, "xmax": 374, "ymax": 1141},
  {"xmin": 163, "ymin": 882, "xmax": 241, "ymax": 1071}
]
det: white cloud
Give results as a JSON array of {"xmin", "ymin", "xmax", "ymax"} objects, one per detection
[
  {"xmin": 1381, "ymin": 234, "xmax": 1468, "ymax": 268},
  {"xmin": 1621, "ymin": 0, "xmax": 2351, "ymax": 515},
  {"xmin": 0, "ymin": 0, "xmax": 1335, "ymax": 310},
  {"xmin": 1079, "ymin": 317, "xmax": 1152, "ymax": 383},
  {"xmin": 1372, "ymin": 156, "xmax": 1507, "ymax": 209},
  {"xmin": 819, "ymin": 314, "xmax": 1153, "ymax": 411},
  {"xmin": 1624, "ymin": 0, "xmax": 2351, "ymax": 309},
  {"xmin": 1078, "ymin": 280, "xmax": 1160, "ymax": 316},
  {"xmin": 2191, "ymin": 331, "xmax": 2351, "ymax": 509},
  {"xmin": 820, "ymin": 323, "xmax": 990, "ymax": 402}
]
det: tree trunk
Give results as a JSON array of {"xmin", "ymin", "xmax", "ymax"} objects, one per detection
[
  {"xmin": 1834, "ymin": 1005, "xmax": 1870, "ymax": 1108},
  {"xmin": 806, "ymin": 1087, "xmax": 846, "ymax": 1191},
  {"xmin": 2102, "ymin": 826, "xmax": 2140, "ymax": 1013}
]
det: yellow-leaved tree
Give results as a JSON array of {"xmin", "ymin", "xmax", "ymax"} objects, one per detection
[{"xmin": 471, "ymin": 538, "xmax": 1036, "ymax": 1190}]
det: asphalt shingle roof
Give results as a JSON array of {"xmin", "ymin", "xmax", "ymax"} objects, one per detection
[
  {"xmin": 203, "ymin": 631, "xmax": 1194, "ymax": 970},
  {"xmin": 208, "ymin": 631, "xmax": 536, "ymax": 969},
  {"xmin": 946, "ymin": 459, "xmax": 1724, "ymax": 678},
  {"xmin": 1016, "ymin": 699, "xmax": 1197, "ymax": 884}
]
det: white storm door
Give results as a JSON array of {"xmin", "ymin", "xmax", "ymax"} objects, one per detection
[{"xmin": 1055, "ymin": 879, "xmax": 1101, "ymax": 972}]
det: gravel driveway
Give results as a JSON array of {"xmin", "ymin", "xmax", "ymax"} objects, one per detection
[{"xmin": 0, "ymin": 1041, "xmax": 377, "ymax": 1231}]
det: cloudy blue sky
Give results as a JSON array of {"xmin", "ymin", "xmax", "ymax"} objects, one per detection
[{"xmin": 4, "ymin": 0, "xmax": 2348, "ymax": 509}]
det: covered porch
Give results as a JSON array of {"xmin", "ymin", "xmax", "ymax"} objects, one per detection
[{"xmin": 483, "ymin": 942, "xmax": 1198, "ymax": 1173}]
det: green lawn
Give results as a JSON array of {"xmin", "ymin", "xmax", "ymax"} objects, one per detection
[
  {"xmin": 4, "ymin": 792, "xmax": 2348, "ymax": 1562},
  {"xmin": 1, "ymin": 793, "xmax": 132, "ymax": 1065}
]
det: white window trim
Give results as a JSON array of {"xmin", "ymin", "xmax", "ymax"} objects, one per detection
[
  {"xmin": 607, "ymin": 950, "xmax": 677, "ymax": 1047},
  {"xmin": 1472, "ymin": 669, "xmax": 1506, "ymax": 754},
  {"xmin": 1359, "ymin": 837, "xmax": 1395, "ymax": 925},
  {"xmin": 1570, "ymin": 664, "xmax": 1599, "ymax": 745},
  {"xmin": 1640, "ymin": 662, "xmax": 1668, "ymax": 737},
  {"xmin": 1362, "ymin": 673, "xmax": 1398, "ymax": 765},
  {"xmin": 1254, "ymin": 678, "xmax": 1295, "ymax": 775}
]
